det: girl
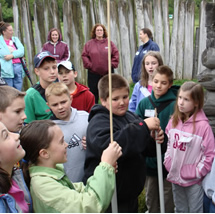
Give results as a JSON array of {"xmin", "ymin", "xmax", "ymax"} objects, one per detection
[
  {"xmin": 131, "ymin": 28, "xmax": 160, "ymax": 83},
  {"xmin": 164, "ymin": 81, "xmax": 215, "ymax": 213},
  {"xmin": 129, "ymin": 51, "xmax": 163, "ymax": 112},
  {"xmin": 20, "ymin": 120, "xmax": 122, "ymax": 213},
  {"xmin": 0, "ymin": 122, "xmax": 32, "ymax": 213}
]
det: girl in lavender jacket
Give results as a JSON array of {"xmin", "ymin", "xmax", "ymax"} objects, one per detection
[
  {"xmin": 164, "ymin": 81, "xmax": 215, "ymax": 213},
  {"xmin": 129, "ymin": 51, "xmax": 163, "ymax": 112}
]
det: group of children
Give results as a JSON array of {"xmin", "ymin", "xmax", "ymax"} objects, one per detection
[{"xmin": 0, "ymin": 49, "xmax": 215, "ymax": 213}]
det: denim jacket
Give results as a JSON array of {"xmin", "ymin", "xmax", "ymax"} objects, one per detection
[{"xmin": 0, "ymin": 168, "xmax": 33, "ymax": 213}]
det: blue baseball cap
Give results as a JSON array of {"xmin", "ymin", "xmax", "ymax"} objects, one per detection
[{"xmin": 34, "ymin": 51, "xmax": 56, "ymax": 68}]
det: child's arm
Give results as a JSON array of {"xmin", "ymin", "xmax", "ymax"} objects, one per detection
[
  {"xmin": 24, "ymin": 93, "xmax": 36, "ymax": 123},
  {"xmin": 128, "ymin": 83, "xmax": 138, "ymax": 112}
]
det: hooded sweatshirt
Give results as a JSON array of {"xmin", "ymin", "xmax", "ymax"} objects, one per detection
[
  {"xmin": 164, "ymin": 110, "xmax": 215, "ymax": 187},
  {"xmin": 135, "ymin": 86, "xmax": 179, "ymax": 177},
  {"xmin": 83, "ymin": 104, "xmax": 167, "ymax": 203},
  {"xmin": 51, "ymin": 107, "xmax": 89, "ymax": 182},
  {"xmin": 71, "ymin": 82, "xmax": 95, "ymax": 113},
  {"xmin": 82, "ymin": 38, "xmax": 119, "ymax": 76},
  {"xmin": 42, "ymin": 28, "xmax": 70, "ymax": 63}
]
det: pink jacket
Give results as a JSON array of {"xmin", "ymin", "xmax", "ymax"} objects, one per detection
[
  {"xmin": 81, "ymin": 38, "xmax": 119, "ymax": 76},
  {"xmin": 164, "ymin": 110, "xmax": 215, "ymax": 187}
]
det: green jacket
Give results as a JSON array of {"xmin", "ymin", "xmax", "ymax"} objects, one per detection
[
  {"xmin": 136, "ymin": 85, "xmax": 179, "ymax": 177},
  {"xmin": 24, "ymin": 82, "xmax": 52, "ymax": 123},
  {"xmin": 30, "ymin": 163, "xmax": 115, "ymax": 213}
]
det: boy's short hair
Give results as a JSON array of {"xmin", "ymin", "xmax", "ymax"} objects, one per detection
[
  {"xmin": 98, "ymin": 74, "xmax": 129, "ymax": 100},
  {"xmin": 0, "ymin": 86, "xmax": 26, "ymax": 112},
  {"xmin": 58, "ymin": 61, "xmax": 76, "ymax": 72},
  {"xmin": 45, "ymin": 82, "xmax": 70, "ymax": 101},
  {"xmin": 152, "ymin": 65, "xmax": 173, "ymax": 84},
  {"xmin": 34, "ymin": 51, "xmax": 56, "ymax": 68}
]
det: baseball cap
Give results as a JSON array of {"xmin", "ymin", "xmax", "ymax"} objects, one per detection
[
  {"xmin": 34, "ymin": 51, "xmax": 56, "ymax": 68},
  {"xmin": 57, "ymin": 61, "xmax": 76, "ymax": 71}
]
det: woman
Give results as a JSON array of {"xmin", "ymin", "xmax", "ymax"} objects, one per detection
[
  {"xmin": 42, "ymin": 28, "xmax": 70, "ymax": 63},
  {"xmin": 0, "ymin": 21, "xmax": 25, "ymax": 91},
  {"xmin": 82, "ymin": 23, "xmax": 119, "ymax": 103},
  {"xmin": 131, "ymin": 28, "xmax": 160, "ymax": 83}
]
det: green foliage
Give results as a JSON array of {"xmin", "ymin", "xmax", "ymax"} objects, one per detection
[{"xmin": 0, "ymin": 0, "xmax": 13, "ymax": 22}]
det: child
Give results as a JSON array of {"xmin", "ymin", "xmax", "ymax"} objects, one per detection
[
  {"xmin": 129, "ymin": 51, "xmax": 163, "ymax": 112},
  {"xmin": 136, "ymin": 65, "xmax": 178, "ymax": 213},
  {"xmin": 45, "ymin": 82, "xmax": 88, "ymax": 182},
  {"xmin": 58, "ymin": 61, "xmax": 95, "ymax": 113},
  {"xmin": 83, "ymin": 73, "xmax": 167, "ymax": 213},
  {"xmin": 0, "ymin": 122, "xmax": 32, "ymax": 212},
  {"xmin": 20, "ymin": 120, "xmax": 122, "ymax": 213},
  {"xmin": 164, "ymin": 81, "xmax": 215, "ymax": 213},
  {"xmin": 0, "ymin": 85, "xmax": 26, "ymax": 133},
  {"xmin": 202, "ymin": 157, "xmax": 215, "ymax": 213},
  {"xmin": 24, "ymin": 51, "xmax": 58, "ymax": 123}
]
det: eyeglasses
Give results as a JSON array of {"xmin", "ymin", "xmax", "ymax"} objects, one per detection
[{"xmin": 96, "ymin": 29, "xmax": 104, "ymax": 31}]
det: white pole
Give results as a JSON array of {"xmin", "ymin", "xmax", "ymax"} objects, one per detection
[
  {"xmin": 107, "ymin": 0, "xmax": 118, "ymax": 212},
  {"xmin": 155, "ymin": 109, "xmax": 165, "ymax": 213}
]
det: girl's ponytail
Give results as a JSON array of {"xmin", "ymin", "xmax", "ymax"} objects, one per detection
[{"xmin": 0, "ymin": 167, "xmax": 11, "ymax": 193}]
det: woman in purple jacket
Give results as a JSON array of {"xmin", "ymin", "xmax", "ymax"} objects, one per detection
[{"xmin": 42, "ymin": 28, "xmax": 70, "ymax": 63}]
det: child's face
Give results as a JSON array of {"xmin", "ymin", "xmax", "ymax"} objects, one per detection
[
  {"xmin": 0, "ymin": 97, "xmax": 26, "ymax": 132},
  {"xmin": 178, "ymin": 90, "xmax": 197, "ymax": 118},
  {"xmin": 35, "ymin": 61, "xmax": 58, "ymax": 87},
  {"xmin": 47, "ymin": 93, "xmax": 72, "ymax": 121},
  {"xmin": 152, "ymin": 73, "xmax": 172, "ymax": 99},
  {"xmin": 145, "ymin": 55, "xmax": 159, "ymax": 78},
  {"xmin": 58, "ymin": 67, "xmax": 77, "ymax": 87},
  {"xmin": 45, "ymin": 125, "xmax": 68, "ymax": 168},
  {"xmin": 0, "ymin": 122, "xmax": 25, "ymax": 169},
  {"xmin": 101, "ymin": 88, "xmax": 129, "ymax": 116}
]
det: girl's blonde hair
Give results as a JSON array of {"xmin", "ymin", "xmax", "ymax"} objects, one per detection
[
  {"xmin": 172, "ymin": 81, "xmax": 204, "ymax": 132},
  {"xmin": 140, "ymin": 51, "xmax": 163, "ymax": 87}
]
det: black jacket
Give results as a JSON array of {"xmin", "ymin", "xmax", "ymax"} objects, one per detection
[{"xmin": 83, "ymin": 104, "xmax": 167, "ymax": 202}]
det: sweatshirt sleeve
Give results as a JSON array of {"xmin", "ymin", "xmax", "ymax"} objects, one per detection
[
  {"xmin": 31, "ymin": 162, "xmax": 115, "ymax": 213},
  {"xmin": 24, "ymin": 92, "xmax": 36, "ymax": 123},
  {"xmin": 196, "ymin": 124, "xmax": 215, "ymax": 178},
  {"xmin": 61, "ymin": 43, "xmax": 70, "ymax": 61},
  {"xmin": 135, "ymin": 98, "xmax": 147, "ymax": 119},
  {"xmin": 12, "ymin": 37, "xmax": 24, "ymax": 58},
  {"xmin": 129, "ymin": 83, "xmax": 138, "ymax": 112},
  {"xmin": 81, "ymin": 42, "xmax": 92, "ymax": 69},
  {"xmin": 110, "ymin": 41, "xmax": 119, "ymax": 68}
]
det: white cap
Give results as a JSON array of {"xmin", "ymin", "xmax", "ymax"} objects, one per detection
[{"xmin": 57, "ymin": 61, "xmax": 75, "ymax": 71}]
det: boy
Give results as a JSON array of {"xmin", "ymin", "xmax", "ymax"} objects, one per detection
[
  {"xmin": 136, "ymin": 65, "xmax": 179, "ymax": 213},
  {"xmin": 24, "ymin": 51, "xmax": 58, "ymax": 123},
  {"xmin": 45, "ymin": 82, "xmax": 89, "ymax": 182},
  {"xmin": 83, "ymin": 73, "xmax": 167, "ymax": 213},
  {"xmin": 0, "ymin": 85, "xmax": 26, "ymax": 132},
  {"xmin": 58, "ymin": 61, "xmax": 95, "ymax": 113}
]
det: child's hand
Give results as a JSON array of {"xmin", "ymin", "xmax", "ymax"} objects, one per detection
[
  {"xmin": 151, "ymin": 127, "xmax": 164, "ymax": 144},
  {"xmin": 144, "ymin": 117, "xmax": 160, "ymax": 130},
  {"xmin": 101, "ymin": 141, "xmax": 122, "ymax": 167},
  {"xmin": 82, "ymin": 136, "xmax": 87, "ymax": 150}
]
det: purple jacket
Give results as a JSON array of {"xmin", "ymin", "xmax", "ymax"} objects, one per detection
[
  {"xmin": 164, "ymin": 110, "xmax": 215, "ymax": 187},
  {"xmin": 42, "ymin": 29, "xmax": 70, "ymax": 63}
]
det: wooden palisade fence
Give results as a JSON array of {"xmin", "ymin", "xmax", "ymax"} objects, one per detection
[{"xmin": 12, "ymin": 0, "xmax": 207, "ymax": 87}]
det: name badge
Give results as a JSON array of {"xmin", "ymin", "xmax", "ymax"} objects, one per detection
[
  {"xmin": 145, "ymin": 109, "xmax": 155, "ymax": 117},
  {"xmin": 179, "ymin": 136, "xmax": 193, "ymax": 144},
  {"xmin": 136, "ymin": 51, "xmax": 140, "ymax": 55}
]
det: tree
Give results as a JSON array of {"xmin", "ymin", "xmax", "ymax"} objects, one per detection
[{"xmin": 0, "ymin": 0, "xmax": 13, "ymax": 22}]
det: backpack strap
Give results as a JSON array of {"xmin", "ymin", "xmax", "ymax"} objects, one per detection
[
  {"xmin": 148, "ymin": 96, "xmax": 175, "ymax": 116},
  {"xmin": 32, "ymin": 84, "xmax": 46, "ymax": 101}
]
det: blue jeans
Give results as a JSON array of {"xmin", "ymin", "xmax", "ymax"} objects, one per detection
[
  {"xmin": 203, "ymin": 193, "xmax": 215, "ymax": 213},
  {"xmin": 4, "ymin": 63, "xmax": 23, "ymax": 91}
]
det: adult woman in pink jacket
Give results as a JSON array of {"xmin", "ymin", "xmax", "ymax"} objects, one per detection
[
  {"xmin": 42, "ymin": 28, "xmax": 70, "ymax": 63},
  {"xmin": 82, "ymin": 24, "xmax": 119, "ymax": 103}
]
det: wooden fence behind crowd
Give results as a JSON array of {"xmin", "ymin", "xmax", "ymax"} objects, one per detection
[{"xmin": 11, "ymin": 0, "xmax": 207, "ymax": 86}]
